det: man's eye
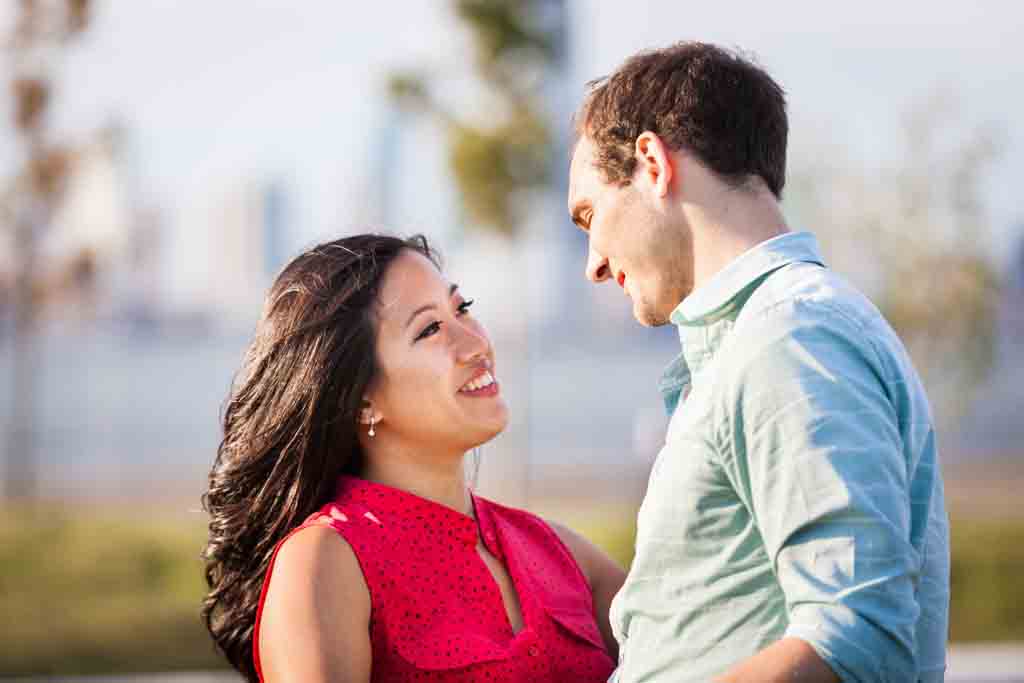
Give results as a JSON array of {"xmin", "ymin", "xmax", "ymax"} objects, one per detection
[
  {"xmin": 457, "ymin": 299, "xmax": 475, "ymax": 315},
  {"xmin": 415, "ymin": 321, "xmax": 442, "ymax": 342}
]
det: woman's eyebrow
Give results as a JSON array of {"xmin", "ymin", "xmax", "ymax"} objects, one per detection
[{"xmin": 404, "ymin": 283, "xmax": 459, "ymax": 329}]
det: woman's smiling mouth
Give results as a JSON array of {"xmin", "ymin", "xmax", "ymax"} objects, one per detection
[{"xmin": 458, "ymin": 370, "xmax": 499, "ymax": 397}]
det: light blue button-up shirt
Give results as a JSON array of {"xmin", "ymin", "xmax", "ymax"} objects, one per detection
[{"xmin": 609, "ymin": 232, "xmax": 950, "ymax": 682}]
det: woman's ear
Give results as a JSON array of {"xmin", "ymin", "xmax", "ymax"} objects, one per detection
[
  {"xmin": 359, "ymin": 400, "xmax": 381, "ymax": 427},
  {"xmin": 359, "ymin": 400, "xmax": 382, "ymax": 438}
]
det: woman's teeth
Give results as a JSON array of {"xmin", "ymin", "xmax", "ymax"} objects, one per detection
[{"xmin": 460, "ymin": 371, "xmax": 495, "ymax": 393}]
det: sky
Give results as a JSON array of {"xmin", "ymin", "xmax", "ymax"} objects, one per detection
[{"xmin": 2, "ymin": 1, "xmax": 1022, "ymax": 284}]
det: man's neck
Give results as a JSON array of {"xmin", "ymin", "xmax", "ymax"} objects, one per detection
[{"xmin": 685, "ymin": 189, "xmax": 790, "ymax": 293}]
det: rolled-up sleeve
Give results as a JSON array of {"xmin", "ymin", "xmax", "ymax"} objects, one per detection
[{"xmin": 720, "ymin": 304, "xmax": 920, "ymax": 682}]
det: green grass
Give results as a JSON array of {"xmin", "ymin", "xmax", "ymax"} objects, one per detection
[
  {"xmin": 1, "ymin": 505, "xmax": 1022, "ymax": 675},
  {"xmin": 948, "ymin": 517, "xmax": 1024, "ymax": 641},
  {"xmin": 0, "ymin": 507, "xmax": 225, "ymax": 676}
]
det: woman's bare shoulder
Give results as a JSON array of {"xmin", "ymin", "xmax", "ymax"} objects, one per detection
[{"xmin": 259, "ymin": 524, "xmax": 372, "ymax": 681}]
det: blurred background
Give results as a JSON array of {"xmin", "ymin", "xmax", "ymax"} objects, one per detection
[{"xmin": 1, "ymin": 0, "xmax": 1022, "ymax": 679}]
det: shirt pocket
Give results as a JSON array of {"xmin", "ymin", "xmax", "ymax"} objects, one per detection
[
  {"xmin": 392, "ymin": 622, "xmax": 509, "ymax": 671},
  {"xmin": 543, "ymin": 604, "xmax": 607, "ymax": 651}
]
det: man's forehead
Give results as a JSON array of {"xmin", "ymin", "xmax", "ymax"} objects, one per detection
[
  {"xmin": 568, "ymin": 137, "xmax": 599, "ymax": 209},
  {"xmin": 569, "ymin": 136, "xmax": 596, "ymax": 175}
]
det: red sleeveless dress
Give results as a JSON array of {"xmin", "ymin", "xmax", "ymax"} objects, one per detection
[{"xmin": 254, "ymin": 476, "xmax": 615, "ymax": 682}]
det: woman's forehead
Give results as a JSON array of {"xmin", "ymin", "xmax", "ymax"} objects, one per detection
[{"xmin": 376, "ymin": 250, "xmax": 451, "ymax": 323}]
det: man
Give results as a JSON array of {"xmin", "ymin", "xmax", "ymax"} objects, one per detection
[{"xmin": 567, "ymin": 43, "xmax": 949, "ymax": 682}]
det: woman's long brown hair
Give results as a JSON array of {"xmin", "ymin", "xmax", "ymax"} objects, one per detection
[{"xmin": 201, "ymin": 233, "xmax": 435, "ymax": 681}]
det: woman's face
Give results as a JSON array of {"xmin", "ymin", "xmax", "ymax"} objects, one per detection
[{"xmin": 367, "ymin": 249, "xmax": 509, "ymax": 454}]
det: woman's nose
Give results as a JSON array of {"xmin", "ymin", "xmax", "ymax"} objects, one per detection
[{"xmin": 454, "ymin": 320, "xmax": 490, "ymax": 364}]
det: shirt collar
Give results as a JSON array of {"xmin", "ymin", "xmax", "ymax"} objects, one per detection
[
  {"xmin": 670, "ymin": 231, "xmax": 824, "ymax": 327},
  {"xmin": 336, "ymin": 475, "xmax": 480, "ymax": 546}
]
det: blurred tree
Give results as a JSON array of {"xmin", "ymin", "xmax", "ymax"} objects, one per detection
[
  {"xmin": 388, "ymin": 0, "xmax": 558, "ymax": 236},
  {"xmin": 388, "ymin": 2, "xmax": 569, "ymax": 508},
  {"xmin": 2, "ymin": 0, "xmax": 94, "ymax": 502},
  {"xmin": 787, "ymin": 91, "xmax": 1003, "ymax": 434}
]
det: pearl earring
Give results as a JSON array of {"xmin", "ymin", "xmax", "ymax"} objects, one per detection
[{"xmin": 368, "ymin": 414, "xmax": 376, "ymax": 437}]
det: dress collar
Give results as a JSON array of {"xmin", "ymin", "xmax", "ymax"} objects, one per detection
[{"xmin": 336, "ymin": 475, "xmax": 480, "ymax": 547}]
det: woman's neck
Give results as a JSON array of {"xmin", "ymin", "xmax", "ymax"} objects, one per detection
[{"xmin": 361, "ymin": 447, "xmax": 473, "ymax": 518}]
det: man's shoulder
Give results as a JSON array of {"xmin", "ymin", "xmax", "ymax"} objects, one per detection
[
  {"xmin": 739, "ymin": 261, "xmax": 882, "ymax": 333},
  {"xmin": 720, "ymin": 262, "xmax": 907, "ymax": 387}
]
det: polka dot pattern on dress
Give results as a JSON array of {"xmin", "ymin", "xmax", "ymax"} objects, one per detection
[{"xmin": 255, "ymin": 475, "xmax": 615, "ymax": 682}]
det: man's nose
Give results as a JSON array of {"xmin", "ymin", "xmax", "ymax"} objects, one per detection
[{"xmin": 586, "ymin": 247, "xmax": 611, "ymax": 283}]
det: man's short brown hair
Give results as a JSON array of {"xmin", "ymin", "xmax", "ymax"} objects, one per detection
[{"xmin": 576, "ymin": 42, "xmax": 788, "ymax": 198}]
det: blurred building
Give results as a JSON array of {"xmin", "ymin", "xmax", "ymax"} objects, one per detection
[
  {"xmin": 0, "ymin": 231, "xmax": 13, "ymax": 307},
  {"xmin": 54, "ymin": 128, "xmax": 165, "ymax": 324},
  {"xmin": 0, "ymin": 126, "xmax": 160, "ymax": 328},
  {"xmin": 951, "ymin": 232, "xmax": 1024, "ymax": 459},
  {"xmin": 166, "ymin": 178, "xmax": 290, "ymax": 328},
  {"xmin": 1004, "ymin": 233, "xmax": 1024, "ymax": 339}
]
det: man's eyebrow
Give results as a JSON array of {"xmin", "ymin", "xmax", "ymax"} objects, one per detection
[{"xmin": 405, "ymin": 283, "xmax": 460, "ymax": 329}]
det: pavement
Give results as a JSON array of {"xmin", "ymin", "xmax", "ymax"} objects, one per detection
[
  {"xmin": 946, "ymin": 643, "xmax": 1024, "ymax": 682},
  {"xmin": 4, "ymin": 643, "xmax": 1022, "ymax": 682}
]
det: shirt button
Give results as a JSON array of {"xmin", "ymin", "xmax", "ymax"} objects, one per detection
[{"xmin": 528, "ymin": 645, "xmax": 539, "ymax": 657}]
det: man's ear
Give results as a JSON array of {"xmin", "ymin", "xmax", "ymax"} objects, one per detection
[{"xmin": 635, "ymin": 131, "xmax": 674, "ymax": 198}]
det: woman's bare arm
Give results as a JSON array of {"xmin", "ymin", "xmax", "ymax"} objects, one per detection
[{"xmin": 259, "ymin": 524, "xmax": 372, "ymax": 683}]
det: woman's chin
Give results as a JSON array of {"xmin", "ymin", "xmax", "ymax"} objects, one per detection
[{"xmin": 465, "ymin": 412, "xmax": 509, "ymax": 448}]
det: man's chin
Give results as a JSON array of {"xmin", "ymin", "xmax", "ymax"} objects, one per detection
[{"xmin": 633, "ymin": 303, "xmax": 671, "ymax": 328}]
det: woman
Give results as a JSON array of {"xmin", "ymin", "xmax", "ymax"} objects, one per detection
[{"xmin": 202, "ymin": 234, "xmax": 626, "ymax": 682}]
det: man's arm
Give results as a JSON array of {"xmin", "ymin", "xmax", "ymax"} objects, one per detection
[
  {"xmin": 717, "ymin": 307, "xmax": 923, "ymax": 682},
  {"xmin": 715, "ymin": 638, "xmax": 838, "ymax": 682}
]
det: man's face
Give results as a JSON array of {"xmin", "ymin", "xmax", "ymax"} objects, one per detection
[{"xmin": 567, "ymin": 135, "xmax": 691, "ymax": 327}]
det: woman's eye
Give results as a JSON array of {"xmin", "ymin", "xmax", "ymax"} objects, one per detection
[
  {"xmin": 413, "ymin": 300, "xmax": 473, "ymax": 342},
  {"xmin": 415, "ymin": 321, "xmax": 442, "ymax": 341}
]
